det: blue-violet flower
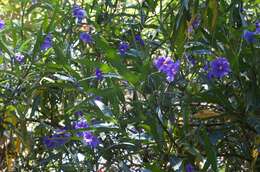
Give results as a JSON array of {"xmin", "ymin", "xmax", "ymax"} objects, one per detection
[
  {"xmin": 72, "ymin": 5, "xmax": 86, "ymax": 21},
  {"xmin": 186, "ymin": 163, "xmax": 194, "ymax": 172},
  {"xmin": 135, "ymin": 34, "xmax": 144, "ymax": 45},
  {"xmin": 255, "ymin": 21, "xmax": 260, "ymax": 34},
  {"xmin": 208, "ymin": 57, "xmax": 231, "ymax": 78},
  {"xmin": 0, "ymin": 19, "xmax": 5, "ymax": 30},
  {"xmin": 82, "ymin": 131, "xmax": 100, "ymax": 148},
  {"xmin": 40, "ymin": 34, "xmax": 52, "ymax": 50},
  {"xmin": 43, "ymin": 129, "xmax": 70, "ymax": 149},
  {"xmin": 154, "ymin": 57, "xmax": 180, "ymax": 82},
  {"xmin": 80, "ymin": 32, "xmax": 92, "ymax": 44},
  {"xmin": 95, "ymin": 68, "xmax": 103, "ymax": 80},
  {"xmin": 75, "ymin": 110, "xmax": 83, "ymax": 116},
  {"xmin": 118, "ymin": 42, "xmax": 129, "ymax": 55},
  {"xmin": 74, "ymin": 118, "xmax": 89, "ymax": 137},
  {"xmin": 15, "ymin": 53, "xmax": 25, "ymax": 63},
  {"xmin": 243, "ymin": 30, "xmax": 256, "ymax": 43}
]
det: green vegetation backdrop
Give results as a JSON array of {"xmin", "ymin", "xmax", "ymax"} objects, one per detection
[{"xmin": 0, "ymin": 0, "xmax": 260, "ymax": 171}]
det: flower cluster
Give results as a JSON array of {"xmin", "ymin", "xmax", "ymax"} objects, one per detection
[
  {"xmin": 80, "ymin": 32, "xmax": 92, "ymax": 44},
  {"xmin": 74, "ymin": 118, "xmax": 89, "ymax": 137},
  {"xmin": 72, "ymin": 5, "xmax": 86, "ymax": 22},
  {"xmin": 206, "ymin": 57, "xmax": 231, "ymax": 79},
  {"xmin": 243, "ymin": 22, "xmax": 260, "ymax": 43},
  {"xmin": 81, "ymin": 131, "xmax": 100, "ymax": 148},
  {"xmin": 0, "ymin": 19, "xmax": 5, "ymax": 30},
  {"xmin": 43, "ymin": 129, "xmax": 71, "ymax": 149},
  {"xmin": 43, "ymin": 116, "xmax": 100, "ymax": 149},
  {"xmin": 40, "ymin": 34, "xmax": 52, "ymax": 50},
  {"xmin": 118, "ymin": 41, "xmax": 129, "ymax": 55},
  {"xmin": 74, "ymin": 118, "xmax": 100, "ymax": 148},
  {"xmin": 154, "ymin": 56, "xmax": 180, "ymax": 82}
]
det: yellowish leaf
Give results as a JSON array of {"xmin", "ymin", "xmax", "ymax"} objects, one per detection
[
  {"xmin": 14, "ymin": 138, "xmax": 21, "ymax": 154},
  {"xmin": 6, "ymin": 148, "xmax": 15, "ymax": 172},
  {"xmin": 209, "ymin": 0, "xmax": 218, "ymax": 32},
  {"xmin": 4, "ymin": 112, "xmax": 17, "ymax": 127},
  {"xmin": 193, "ymin": 109, "xmax": 220, "ymax": 119},
  {"xmin": 252, "ymin": 148, "xmax": 258, "ymax": 159},
  {"xmin": 255, "ymin": 135, "xmax": 260, "ymax": 144}
]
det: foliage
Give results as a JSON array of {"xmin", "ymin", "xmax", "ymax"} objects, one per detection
[{"xmin": 0, "ymin": 0, "xmax": 260, "ymax": 171}]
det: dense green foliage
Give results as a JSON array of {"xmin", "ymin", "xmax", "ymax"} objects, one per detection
[{"xmin": 0, "ymin": 0, "xmax": 260, "ymax": 171}]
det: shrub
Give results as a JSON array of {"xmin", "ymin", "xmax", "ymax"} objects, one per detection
[{"xmin": 0, "ymin": 0, "xmax": 259, "ymax": 171}]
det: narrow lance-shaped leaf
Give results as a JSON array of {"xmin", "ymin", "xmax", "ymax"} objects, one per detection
[{"xmin": 201, "ymin": 128, "xmax": 218, "ymax": 172}]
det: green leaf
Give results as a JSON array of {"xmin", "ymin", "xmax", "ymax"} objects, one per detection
[
  {"xmin": 53, "ymin": 44, "xmax": 67, "ymax": 64},
  {"xmin": 0, "ymin": 39, "xmax": 12, "ymax": 56},
  {"xmin": 144, "ymin": 163, "xmax": 165, "ymax": 172},
  {"xmin": 93, "ymin": 99, "xmax": 113, "ymax": 117},
  {"xmin": 201, "ymin": 128, "xmax": 218, "ymax": 172},
  {"xmin": 30, "ymin": 95, "xmax": 41, "ymax": 116},
  {"xmin": 208, "ymin": 0, "xmax": 218, "ymax": 32},
  {"xmin": 182, "ymin": 0, "xmax": 190, "ymax": 10},
  {"xmin": 26, "ymin": 3, "xmax": 53, "ymax": 15}
]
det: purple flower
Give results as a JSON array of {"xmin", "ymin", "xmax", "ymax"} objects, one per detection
[
  {"xmin": 118, "ymin": 42, "xmax": 129, "ymax": 55},
  {"xmin": 73, "ymin": 118, "xmax": 100, "ymax": 148},
  {"xmin": 74, "ymin": 119, "xmax": 89, "ymax": 130},
  {"xmin": 192, "ymin": 16, "xmax": 201, "ymax": 29},
  {"xmin": 154, "ymin": 56, "xmax": 167, "ymax": 72},
  {"xmin": 15, "ymin": 53, "xmax": 25, "ymax": 63},
  {"xmin": 154, "ymin": 57, "xmax": 177, "ymax": 73},
  {"xmin": 43, "ymin": 129, "xmax": 71, "ymax": 149},
  {"xmin": 203, "ymin": 63, "xmax": 209, "ymax": 71},
  {"xmin": 75, "ymin": 110, "xmax": 83, "ymax": 116},
  {"xmin": 95, "ymin": 68, "xmax": 103, "ymax": 80},
  {"xmin": 209, "ymin": 57, "xmax": 231, "ymax": 78},
  {"xmin": 186, "ymin": 163, "xmax": 194, "ymax": 172},
  {"xmin": 243, "ymin": 30, "xmax": 256, "ymax": 43},
  {"xmin": 32, "ymin": 0, "xmax": 37, "ymax": 4},
  {"xmin": 207, "ymin": 71, "xmax": 214, "ymax": 80},
  {"xmin": 80, "ymin": 32, "xmax": 92, "ymax": 44},
  {"xmin": 186, "ymin": 54, "xmax": 196, "ymax": 66},
  {"xmin": 256, "ymin": 22, "xmax": 260, "ymax": 34},
  {"xmin": 154, "ymin": 57, "xmax": 180, "ymax": 82},
  {"xmin": 72, "ymin": 5, "xmax": 86, "ymax": 21},
  {"xmin": 203, "ymin": 62, "xmax": 214, "ymax": 79},
  {"xmin": 74, "ymin": 118, "xmax": 89, "ymax": 129},
  {"xmin": 40, "ymin": 34, "xmax": 52, "ymax": 50},
  {"xmin": 188, "ymin": 16, "xmax": 201, "ymax": 33},
  {"xmin": 243, "ymin": 22, "xmax": 260, "ymax": 43},
  {"xmin": 82, "ymin": 131, "xmax": 100, "ymax": 148},
  {"xmin": 95, "ymin": 96, "xmax": 102, "ymax": 101},
  {"xmin": 74, "ymin": 118, "xmax": 89, "ymax": 137},
  {"xmin": 256, "ymin": 22, "xmax": 260, "ymax": 28},
  {"xmin": 72, "ymin": 5, "xmax": 80, "ymax": 16},
  {"xmin": 187, "ymin": 27, "xmax": 193, "ymax": 34},
  {"xmin": 165, "ymin": 60, "xmax": 180, "ymax": 82},
  {"xmin": 135, "ymin": 34, "xmax": 144, "ymax": 45},
  {"xmin": 0, "ymin": 19, "xmax": 5, "ymax": 30}
]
